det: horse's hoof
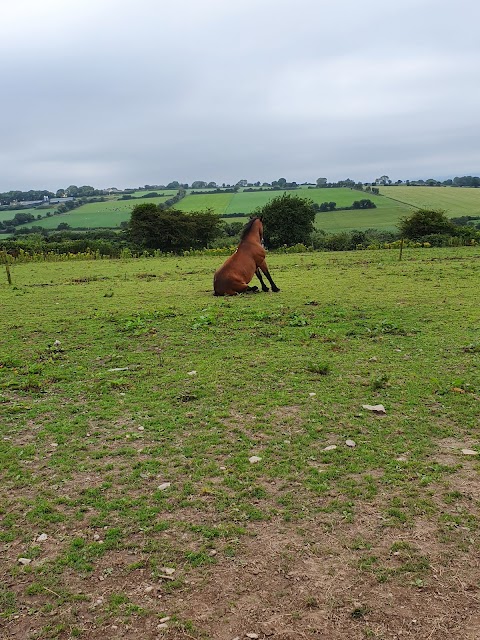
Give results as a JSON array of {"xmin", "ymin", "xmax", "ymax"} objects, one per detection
[{"xmin": 272, "ymin": 287, "xmax": 280, "ymax": 293}]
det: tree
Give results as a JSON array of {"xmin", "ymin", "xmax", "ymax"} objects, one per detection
[
  {"xmin": 128, "ymin": 203, "xmax": 221, "ymax": 252},
  {"xmin": 316, "ymin": 178, "xmax": 327, "ymax": 187},
  {"xmin": 398, "ymin": 209, "xmax": 455, "ymax": 239},
  {"xmin": 352, "ymin": 199, "xmax": 376, "ymax": 210},
  {"xmin": 257, "ymin": 193, "xmax": 316, "ymax": 248},
  {"xmin": 375, "ymin": 175, "xmax": 391, "ymax": 185}
]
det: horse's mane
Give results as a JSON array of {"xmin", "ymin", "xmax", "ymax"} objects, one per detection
[{"xmin": 240, "ymin": 216, "xmax": 261, "ymax": 241}]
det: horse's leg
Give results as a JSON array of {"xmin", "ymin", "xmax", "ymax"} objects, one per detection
[
  {"xmin": 255, "ymin": 268, "xmax": 270, "ymax": 292},
  {"xmin": 258, "ymin": 260, "xmax": 280, "ymax": 292}
]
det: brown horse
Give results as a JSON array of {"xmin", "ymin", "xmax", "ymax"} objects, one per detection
[{"xmin": 213, "ymin": 217, "xmax": 280, "ymax": 296}]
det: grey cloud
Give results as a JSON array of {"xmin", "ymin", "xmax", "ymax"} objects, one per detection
[{"xmin": 1, "ymin": 0, "xmax": 480, "ymax": 190}]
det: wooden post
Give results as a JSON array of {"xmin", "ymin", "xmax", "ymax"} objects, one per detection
[
  {"xmin": 1, "ymin": 250, "xmax": 12, "ymax": 285},
  {"xmin": 399, "ymin": 237, "xmax": 404, "ymax": 262}
]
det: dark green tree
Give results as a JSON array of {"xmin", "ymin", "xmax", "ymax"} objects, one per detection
[
  {"xmin": 128, "ymin": 203, "xmax": 221, "ymax": 251},
  {"xmin": 398, "ymin": 209, "xmax": 455, "ymax": 239},
  {"xmin": 257, "ymin": 193, "xmax": 316, "ymax": 248}
]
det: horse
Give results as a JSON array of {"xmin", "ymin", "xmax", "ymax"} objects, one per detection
[{"xmin": 213, "ymin": 217, "xmax": 280, "ymax": 296}]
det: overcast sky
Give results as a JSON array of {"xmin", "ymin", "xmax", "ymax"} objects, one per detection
[{"xmin": 1, "ymin": 0, "xmax": 479, "ymax": 191}]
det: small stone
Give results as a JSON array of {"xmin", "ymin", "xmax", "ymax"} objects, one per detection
[
  {"xmin": 323, "ymin": 445, "xmax": 337, "ymax": 451},
  {"xmin": 461, "ymin": 449, "xmax": 478, "ymax": 456},
  {"xmin": 249, "ymin": 456, "xmax": 262, "ymax": 464},
  {"xmin": 309, "ymin": 392, "xmax": 316, "ymax": 397},
  {"xmin": 345, "ymin": 439, "xmax": 356, "ymax": 447},
  {"xmin": 36, "ymin": 533, "xmax": 48, "ymax": 542},
  {"xmin": 160, "ymin": 567, "xmax": 175, "ymax": 575},
  {"xmin": 362, "ymin": 404, "xmax": 386, "ymax": 415},
  {"xmin": 18, "ymin": 557, "xmax": 32, "ymax": 565},
  {"xmin": 157, "ymin": 482, "xmax": 171, "ymax": 491},
  {"xmin": 396, "ymin": 456, "xmax": 407, "ymax": 462},
  {"xmin": 138, "ymin": 426, "xmax": 145, "ymax": 431},
  {"xmin": 144, "ymin": 586, "xmax": 154, "ymax": 593},
  {"xmin": 93, "ymin": 533, "xmax": 100, "ymax": 540},
  {"xmin": 208, "ymin": 549, "xmax": 217, "ymax": 556},
  {"xmin": 220, "ymin": 466, "xmax": 226, "ymax": 471},
  {"xmin": 157, "ymin": 623, "xmax": 169, "ymax": 630},
  {"xmin": 159, "ymin": 616, "xmax": 171, "ymax": 623},
  {"xmin": 246, "ymin": 634, "xmax": 259, "ymax": 639},
  {"xmin": 54, "ymin": 340, "xmax": 61, "ymax": 346},
  {"xmin": 187, "ymin": 370, "xmax": 197, "ymax": 376}
]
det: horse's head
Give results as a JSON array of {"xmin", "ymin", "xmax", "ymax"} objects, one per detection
[{"xmin": 241, "ymin": 216, "xmax": 264, "ymax": 243}]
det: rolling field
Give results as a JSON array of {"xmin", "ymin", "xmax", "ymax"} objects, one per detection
[
  {"xmin": 174, "ymin": 188, "xmax": 410, "ymax": 232},
  {"xmin": 174, "ymin": 193, "xmax": 234, "ymax": 215},
  {"xmin": 379, "ymin": 186, "xmax": 480, "ymax": 216},
  {"xmin": 12, "ymin": 197, "xmax": 175, "ymax": 230},
  {"xmin": 0, "ymin": 207, "xmax": 50, "ymax": 224},
  {"xmin": 1, "ymin": 247, "xmax": 479, "ymax": 639},
  {"xmin": 6, "ymin": 187, "xmax": 480, "ymax": 236},
  {"xmin": 128, "ymin": 190, "xmax": 177, "ymax": 198}
]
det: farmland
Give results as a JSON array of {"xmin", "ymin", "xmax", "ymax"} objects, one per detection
[
  {"xmin": 5, "ymin": 185, "xmax": 480, "ymax": 236},
  {"xmin": 1, "ymin": 247, "xmax": 479, "ymax": 639},
  {"xmin": 10, "ymin": 188, "xmax": 411, "ymax": 234},
  {"xmin": 378, "ymin": 186, "xmax": 480, "ymax": 216}
]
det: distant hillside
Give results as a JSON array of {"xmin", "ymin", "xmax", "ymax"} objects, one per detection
[{"xmin": 379, "ymin": 186, "xmax": 480, "ymax": 216}]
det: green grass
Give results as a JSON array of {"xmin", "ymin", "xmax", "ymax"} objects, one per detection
[
  {"xmin": 0, "ymin": 207, "xmax": 54, "ymax": 224},
  {"xmin": 174, "ymin": 192, "xmax": 234, "ymax": 214},
  {"xmin": 1, "ymin": 247, "xmax": 479, "ymax": 637},
  {"xmin": 185, "ymin": 187, "xmax": 410, "ymax": 232},
  {"xmin": 379, "ymin": 186, "xmax": 480, "ymax": 217},
  {"xmin": 12, "ymin": 196, "xmax": 175, "ymax": 230}
]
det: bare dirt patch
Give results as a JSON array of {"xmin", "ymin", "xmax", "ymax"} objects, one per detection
[{"xmin": 3, "ymin": 503, "xmax": 480, "ymax": 640}]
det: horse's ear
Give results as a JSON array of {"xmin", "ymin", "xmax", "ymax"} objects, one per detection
[{"xmin": 257, "ymin": 215, "xmax": 263, "ymax": 222}]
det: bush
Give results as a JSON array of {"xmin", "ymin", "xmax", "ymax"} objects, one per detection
[
  {"xmin": 398, "ymin": 209, "xmax": 456, "ymax": 239},
  {"xmin": 257, "ymin": 193, "xmax": 316, "ymax": 248}
]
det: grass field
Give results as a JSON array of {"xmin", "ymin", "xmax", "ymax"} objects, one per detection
[
  {"xmin": 379, "ymin": 186, "xmax": 480, "ymax": 216},
  {"xmin": 7, "ymin": 187, "xmax": 480, "ymax": 236},
  {"xmin": 0, "ymin": 207, "xmax": 51, "ymax": 224},
  {"xmin": 8, "ymin": 188, "xmax": 410, "ymax": 234},
  {"xmin": 1, "ymin": 247, "xmax": 479, "ymax": 639},
  {"xmin": 11, "ymin": 197, "xmax": 175, "ymax": 230},
  {"xmin": 177, "ymin": 188, "xmax": 410, "ymax": 233},
  {"xmin": 174, "ymin": 193, "xmax": 234, "ymax": 215}
]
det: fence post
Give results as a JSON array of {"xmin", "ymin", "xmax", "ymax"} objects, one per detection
[
  {"xmin": 399, "ymin": 238, "xmax": 404, "ymax": 261},
  {"xmin": 1, "ymin": 250, "xmax": 12, "ymax": 285}
]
